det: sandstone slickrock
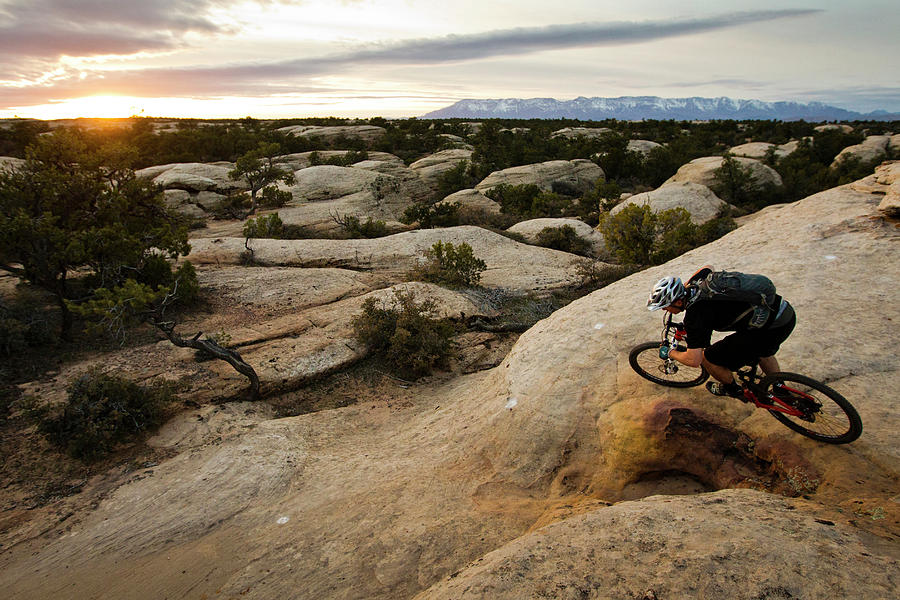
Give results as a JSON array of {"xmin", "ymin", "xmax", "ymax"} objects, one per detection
[
  {"xmin": 416, "ymin": 490, "xmax": 898, "ymax": 599},
  {"xmin": 890, "ymin": 133, "xmax": 900, "ymax": 154},
  {"xmin": 279, "ymin": 165, "xmax": 416, "ymax": 232},
  {"xmin": 626, "ymin": 139, "xmax": 662, "ymax": 155},
  {"xmin": 664, "ymin": 155, "xmax": 783, "ymax": 190},
  {"xmin": 292, "ymin": 164, "xmax": 385, "ymax": 202},
  {"xmin": 275, "ymin": 124, "xmax": 386, "ymax": 143},
  {"xmin": 437, "ymin": 188, "xmax": 501, "ymax": 213},
  {"xmin": 475, "ymin": 159, "xmax": 605, "ymax": 195},
  {"xmin": 729, "ymin": 140, "xmax": 801, "ymax": 159},
  {"xmin": 814, "ymin": 124, "xmax": 854, "ymax": 133},
  {"xmin": 3, "ymin": 177, "xmax": 898, "ymax": 600},
  {"xmin": 275, "ymin": 192, "xmax": 411, "ymax": 234},
  {"xmin": 550, "ymin": 126, "xmax": 612, "ymax": 140},
  {"xmin": 187, "ymin": 225, "xmax": 589, "ymax": 291},
  {"xmin": 274, "ymin": 150, "xmax": 403, "ymax": 172},
  {"xmin": 610, "ymin": 181, "xmax": 731, "ymax": 224},
  {"xmin": 135, "ymin": 162, "xmax": 247, "ymax": 194},
  {"xmin": 831, "ymin": 135, "xmax": 892, "ymax": 168},
  {"xmin": 236, "ymin": 281, "xmax": 499, "ymax": 393},
  {"xmin": 505, "ymin": 217, "xmax": 606, "ymax": 257},
  {"xmin": 0, "ymin": 156, "xmax": 25, "ymax": 172},
  {"xmin": 864, "ymin": 161, "xmax": 900, "ymax": 217},
  {"xmin": 408, "ymin": 149, "xmax": 473, "ymax": 189}
]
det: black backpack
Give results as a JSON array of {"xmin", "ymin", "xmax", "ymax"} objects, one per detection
[{"xmin": 686, "ymin": 267, "xmax": 777, "ymax": 329}]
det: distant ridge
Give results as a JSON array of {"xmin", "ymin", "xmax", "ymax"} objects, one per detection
[{"xmin": 422, "ymin": 96, "xmax": 900, "ymax": 121}]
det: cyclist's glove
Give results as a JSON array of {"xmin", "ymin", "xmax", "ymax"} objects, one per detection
[{"xmin": 659, "ymin": 345, "xmax": 671, "ymax": 359}]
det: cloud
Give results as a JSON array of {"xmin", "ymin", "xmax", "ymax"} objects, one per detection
[
  {"xmin": 2, "ymin": 9, "xmax": 823, "ymax": 108},
  {"xmin": 0, "ymin": 0, "xmax": 298, "ymax": 60}
]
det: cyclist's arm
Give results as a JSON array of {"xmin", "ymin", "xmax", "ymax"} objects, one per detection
[{"xmin": 669, "ymin": 347, "xmax": 703, "ymax": 368}]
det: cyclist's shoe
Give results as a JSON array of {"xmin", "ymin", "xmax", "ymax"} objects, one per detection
[{"xmin": 706, "ymin": 380, "xmax": 744, "ymax": 399}]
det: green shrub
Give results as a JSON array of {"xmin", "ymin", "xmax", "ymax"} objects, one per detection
[
  {"xmin": 455, "ymin": 205, "xmax": 520, "ymax": 230},
  {"xmin": 309, "ymin": 150, "xmax": 368, "ymax": 166},
  {"xmin": 334, "ymin": 214, "xmax": 390, "ymax": 238},
  {"xmin": 712, "ymin": 152, "xmax": 755, "ymax": 206},
  {"xmin": 352, "ymin": 289, "xmax": 455, "ymax": 379},
  {"xmin": 401, "ymin": 201, "xmax": 460, "ymax": 228},
  {"xmin": 433, "ymin": 161, "xmax": 478, "ymax": 200},
  {"xmin": 534, "ymin": 225, "xmax": 592, "ymax": 256},
  {"xmin": 36, "ymin": 371, "xmax": 174, "ymax": 460},
  {"xmin": 211, "ymin": 192, "xmax": 252, "ymax": 219},
  {"xmin": 599, "ymin": 204, "xmax": 737, "ymax": 266},
  {"xmin": 412, "ymin": 241, "xmax": 487, "ymax": 287},
  {"xmin": 243, "ymin": 213, "xmax": 284, "ymax": 240},
  {"xmin": 258, "ymin": 185, "xmax": 292, "ymax": 208},
  {"xmin": 599, "ymin": 204, "xmax": 657, "ymax": 265},
  {"xmin": 0, "ymin": 296, "xmax": 57, "ymax": 356},
  {"xmin": 485, "ymin": 183, "xmax": 541, "ymax": 214}
]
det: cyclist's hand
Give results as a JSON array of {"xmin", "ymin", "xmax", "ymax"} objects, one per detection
[{"xmin": 659, "ymin": 345, "xmax": 671, "ymax": 359}]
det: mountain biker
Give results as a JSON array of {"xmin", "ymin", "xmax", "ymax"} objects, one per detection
[{"xmin": 646, "ymin": 273, "xmax": 796, "ymax": 398}]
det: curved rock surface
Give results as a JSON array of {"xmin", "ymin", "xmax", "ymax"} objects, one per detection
[
  {"xmin": 611, "ymin": 181, "xmax": 731, "ymax": 224},
  {"xmin": 3, "ymin": 177, "xmax": 898, "ymax": 600},
  {"xmin": 506, "ymin": 217, "xmax": 606, "ymax": 257},
  {"xmin": 0, "ymin": 156, "xmax": 25, "ymax": 172},
  {"xmin": 408, "ymin": 149, "xmax": 473, "ymax": 189},
  {"xmin": 475, "ymin": 159, "xmax": 604, "ymax": 195},
  {"xmin": 831, "ymin": 135, "xmax": 892, "ymax": 168},
  {"xmin": 729, "ymin": 140, "xmax": 801, "ymax": 159},
  {"xmin": 292, "ymin": 164, "xmax": 386, "ymax": 202},
  {"xmin": 664, "ymin": 155, "xmax": 783, "ymax": 190},
  {"xmin": 187, "ymin": 225, "xmax": 589, "ymax": 291},
  {"xmin": 437, "ymin": 188, "xmax": 501, "ymax": 213},
  {"xmin": 136, "ymin": 162, "xmax": 247, "ymax": 193},
  {"xmin": 627, "ymin": 139, "xmax": 662, "ymax": 155},
  {"xmin": 550, "ymin": 127, "xmax": 612, "ymax": 139},
  {"xmin": 274, "ymin": 150, "xmax": 402, "ymax": 172},
  {"xmin": 276, "ymin": 124, "xmax": 386, "ymax": 143},
  {"xmin": 417, "ymin": 490, "xmax": 898, "ymax": 599}
]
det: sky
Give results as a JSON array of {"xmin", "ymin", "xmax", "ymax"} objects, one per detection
[{"xmin": 1, "ymin": 0, "xmax": 898, "ymax": 119}]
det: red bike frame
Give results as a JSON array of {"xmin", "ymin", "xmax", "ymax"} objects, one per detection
[{"xmin": 669, "ymin": 314, "xmax": 810, "ymax": 418}]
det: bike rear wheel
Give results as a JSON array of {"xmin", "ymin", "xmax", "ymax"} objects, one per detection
[
  {"xmin": 629, "ymin": 341, "xmax": 709, "ymax": 388},
  {"xmin": 761, "ymin": 372, "xmax": 862, "ymax": 444}
]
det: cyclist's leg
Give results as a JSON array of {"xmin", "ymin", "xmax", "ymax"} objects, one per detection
[
  {"xmin": 701, "ymin": 353, "xmax": 736, "ymax": 384},
  {"xmin": 755, "ymin": 312, "xmax": 796, "ymax": 376},
  {"xmin": 758, "ymin": 355, "xmax": 780, "ymax": 375}
]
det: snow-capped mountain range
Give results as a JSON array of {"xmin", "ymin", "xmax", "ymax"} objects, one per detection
[{"xmin": 422, "ymin": 96, "xmax": 899, "ymax": 121}]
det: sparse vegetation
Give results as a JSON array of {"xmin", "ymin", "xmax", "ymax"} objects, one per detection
[
  {"xmin": 534, "ymin": 225, "xmax": 592, "ymax": 256},
  {"xmin": 31, "ymin": 370, "xmax": 174, "ymax": 461},
  {"xmin": 411, "ymin": 241, "xmax": 487, "ymax": 287},
  {"xmin": 0, "ymin": 129, "xmax": 191, "ymax": 340},
  {"xmin": 229, "ymin": 142, "xmax": 295, "ymax": 214},
  {"xmin": 351, "ymin": 289, "xmax": 455, "ymax": 379},
  {"xmin": 332, "ymin": 213, "xmax": 390, "ymax": 238},
  {"xmin": 599, "ymin": 204, "xmax": 736, "ymax": 266},
  {"xmin": 401, "ymin": 201, "xmax": 460, "ymax": 228}
]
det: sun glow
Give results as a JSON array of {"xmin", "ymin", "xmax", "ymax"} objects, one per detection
[
  {"xmin": 6, "ymin": 95, "xmax": 150, "ymax": 119},
  {"xmin": 2, "ymin": 91, "xmax": 454, "ymax": 120}
]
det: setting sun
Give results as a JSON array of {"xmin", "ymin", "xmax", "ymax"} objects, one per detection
[{"xmin": 15, "ymin": 95, "xmax": 148, "ymax": 120}]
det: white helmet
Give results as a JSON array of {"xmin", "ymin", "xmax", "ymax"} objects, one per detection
[{"xmin": 647, "ymin": 276, "xmax": 685, "ymax": 311}]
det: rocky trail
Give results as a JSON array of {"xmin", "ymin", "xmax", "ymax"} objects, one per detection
[{"xmin": 1, "ymin": 155, "xmax": 899, "ymax": 599}]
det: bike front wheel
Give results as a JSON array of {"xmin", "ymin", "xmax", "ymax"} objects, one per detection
[
  {"xmin": 629, "ymin": 341, "xmax": 709, "ymax": 388},
  {"xmin": 761, "ymin": 372, "xmax": 862, "ymax": 444}
]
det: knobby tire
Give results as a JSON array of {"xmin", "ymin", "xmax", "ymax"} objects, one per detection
[
  {"xmin": 761, "ymin": 372, "xmax": 862, "ymax": 444},
  {"xmin": 628, "ymin": 341, "xmax": 709, "ymax": 388}
]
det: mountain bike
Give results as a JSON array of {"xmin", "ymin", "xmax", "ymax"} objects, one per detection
[{"xmin": 629, "ymin": 312, "xmax": 862, "ymax": 444}]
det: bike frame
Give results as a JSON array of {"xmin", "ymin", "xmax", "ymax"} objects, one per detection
[
  {"xmin": 734, "ymin": 366, "xmax": 811, "ymax": 417},
  {"xmin": 661, "ymin": 313, "xmax": 811, "ymax": 418}
]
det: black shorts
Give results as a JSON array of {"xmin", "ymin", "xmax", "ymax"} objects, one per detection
[{"xmin": 704, "ymin": 311, "xmax": 796, "ymax": 371}]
